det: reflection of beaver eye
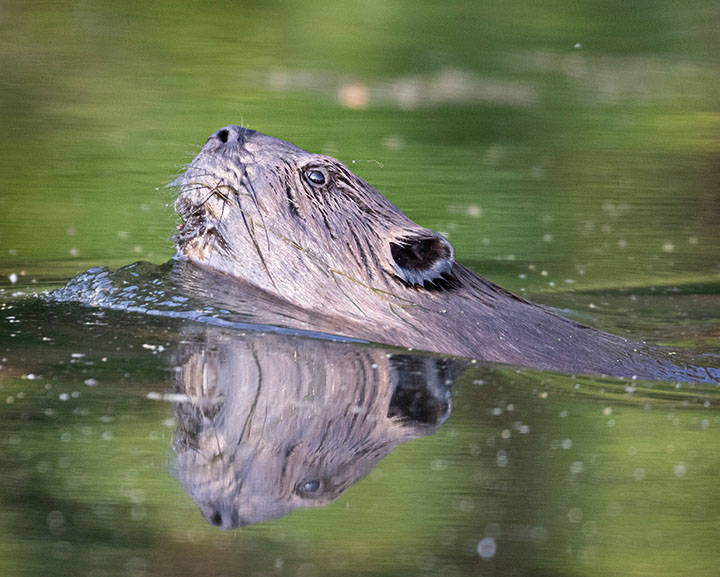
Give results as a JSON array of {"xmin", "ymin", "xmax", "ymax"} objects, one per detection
[
  {"xmin": 296, "ymin": 479, "xmax": 322, "ymax": 495},
  {"xmin": 305, "ymin": 169, "xmax": 327, "ymax": 187}
]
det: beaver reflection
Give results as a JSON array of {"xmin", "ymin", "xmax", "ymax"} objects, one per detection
[{"xmin": 172, "ymin": 325, "xmax": 461, "ymax": 529}]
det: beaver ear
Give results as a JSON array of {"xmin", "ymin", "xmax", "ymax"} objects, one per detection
[{"xmin": 389, "ymin": 232, "xmax": 455, "ymax": 286}]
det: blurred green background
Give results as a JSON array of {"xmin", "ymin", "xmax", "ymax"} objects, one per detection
[
  {"xmin": 1, "ymin": 1, "xmax": 719, "ymax": 576},
  {"xmin": 1, "ymin": 0, "xmax": 718, "ymax": 293}
]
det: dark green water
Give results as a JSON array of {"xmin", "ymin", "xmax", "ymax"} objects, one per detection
[{"xmin": 1, "ymin": 1, "xmax": 719, "ymax": 576}]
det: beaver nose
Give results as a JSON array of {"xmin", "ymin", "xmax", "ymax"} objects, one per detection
[{"xmin": 209, "ymin": 125, "xmax": 255, "ymax": 145}]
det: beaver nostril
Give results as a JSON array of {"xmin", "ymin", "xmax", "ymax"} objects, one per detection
[
  {"xmin": 216, "ymin": 129, "xmax": 229, "ymax": 144},
  {"xmin": 209, "ymin": 511, "xmax": 223, "ymax": 526}
]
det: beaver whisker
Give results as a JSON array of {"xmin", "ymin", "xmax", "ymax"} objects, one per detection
[
  {"xmin": 234, "ymin": 193, "xmax": 278, "ymax": 292},
  {"xmin": 239, "ymin": 165, "xmax": 271, "ymax": 253}
]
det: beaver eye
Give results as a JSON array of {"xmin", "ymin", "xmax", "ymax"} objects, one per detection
[
  {"xmin": 296, "ymin": 479, "xmax": 321, "ymax": 495},
  {"xmin": 305, "ymin": 169, "xmax": 326, "ymax": 187}
]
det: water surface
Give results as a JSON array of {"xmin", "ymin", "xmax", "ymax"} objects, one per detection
[{"xmin": 1, "ymin": 1, "xmax": 719, "ymax": 576}]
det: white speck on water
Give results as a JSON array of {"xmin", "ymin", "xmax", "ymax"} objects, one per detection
[
  {"xmin": 84, "ymin": 378, "xmax": 98, "ymax": 387},
  {"xmin": 567, "ymin": 507, "xmax": 583, "ymax": 523},
  {"xmin": 607, "ymin": 418, "xmax": 616, "ymax": 427},
  {"xmin": 633, "ymin": 468, "xmax": 646, "ymax": 481},
  {"xmin": 477, "ymin": 537, "xmax": 497, "ymax": 560},
  {"xmin": 625, "ymin": 386, "xmax": 636, "ymax": 394},
  {"xmin": 674, "ymin": 463, "xmax": 687, "ymax": 477},
  {"xmin": 58, "ymin": 393, "xmax": 69, "ymax": 401},
  {"xmin": 71, "ymin": 353, "xmax": 85, "ymax": 359},
  {"xmin": 26, "ymin": 373, "xmax": 37, "ymax": 380},
  {"xmin": 561, "ymin": 439, "xmax": 572, "ymax": 450},
  {"xmin": 543, "ymin": 234, "xmax": 553, "ymax": 242},
  {"xmin": 102, "ymin": 430, "xmax": 113, "ymax": 441},
  {"xmin": 661, "ymin": 242, "xmax": 675, "ymax": 253},
  {"xmin": 559, "ymin": 410, "xmax": 568, "ymax": 418},
  {"xmin": 467, "ymin": 204, "xmax": 483, "ymax": 218},
  {"xmin": 570, "ymin": 461, "xmax": 584, "ymax": 475},
  {"xmin": 529, "ymin": 525, "xmax": 549, "ymax": 543},
  {"xmin": 496, "ymin": 450, "xmax": 508, "ymax": 467},
  {"xmin": 701, "ymin": 419, "xmax": 709, "ymax": 429},
  {"xmin": 459, "ymin": 498, "xmax": 475, "ymax": 513},
  {"xmin": 8, "ymin": 273, "xmax": 18, "ymax": 284},
  {"xmin": 69, "ymin": 248, "xmax": 79, "ymax": 257},
  {"xmin": 602, "ymin": 407, "xmax": 612, "ymax": 416},
  {"xmin": 431, "ymin": 459, "xmax": 448, "ymax": 471},
  {"xmin": 574, "ymin": 42, "xmax": 582, "ymax": 49},
  {"xmin": 491, "ymin": 407, "xmax": 502, "ymax": 416}
]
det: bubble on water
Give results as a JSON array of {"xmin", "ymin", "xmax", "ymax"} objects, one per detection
[
  {"xmin": 561, "ymin": 439, "xmax": 572, "ymax": 450},
  {"xmin": 496, "ymin": 450, "xmax": 508, "ymax": 467},
  {"xmin": 84, "ymin": 378, "xmax": 98, "ymax": 387},
  {"xmin": 431, "ymin": 459, "xmax": 448, "ymax": 471},
  {"xmin": 674, "ymin": 463, "xmax": 687, "ymax": 477},
  {"xmin": 567, "ymin": 507, "xmax": 583, "ymax": 523},
  {"xmin": 529, "ymin": 525, "xmax": 549, "ymax": 543},
  {"xmin": 458, "ymin": 498, "xmax": 475, "ymax": 513},
  {"xmin": 477, "ymin": 537, "xmax": 497, "ymax": 560}
]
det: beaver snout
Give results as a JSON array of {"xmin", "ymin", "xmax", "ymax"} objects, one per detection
[{"xmin": 208, "ymin": 125, "xmax": 255, "ymax": 146}]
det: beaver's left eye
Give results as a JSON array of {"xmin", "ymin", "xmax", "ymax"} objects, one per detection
[
  {"xmin": 305, "ymin": 169, "xmax": 326, "ymax": 186},
  {"xmin": 296, "ymin": 479, "xmax": 321, "ymax": 495}
]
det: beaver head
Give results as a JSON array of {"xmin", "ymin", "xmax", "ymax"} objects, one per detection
[{"xmin": 173, "ymin": 126, "xmax": 455, "ymax": 308}]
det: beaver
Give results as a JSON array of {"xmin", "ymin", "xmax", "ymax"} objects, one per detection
[{"xmin": 173, "ymin": 125, "xmax": 718, "ymax": 382}]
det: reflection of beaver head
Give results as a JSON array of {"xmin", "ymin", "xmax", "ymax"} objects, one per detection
[{"xmin": 172, "ymin": 327, "xmax": 455, "ymax": 529}]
